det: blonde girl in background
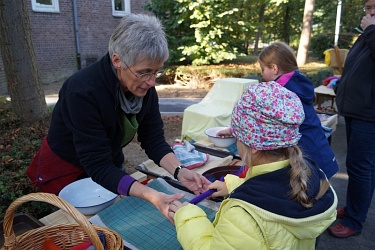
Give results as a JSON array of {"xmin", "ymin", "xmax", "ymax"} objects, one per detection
[{"xmin": 258, "ymin": 41, "xmax": 338, "ymax": 179}]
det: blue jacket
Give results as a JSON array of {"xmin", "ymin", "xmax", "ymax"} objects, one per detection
[
  {"xmin": 47, "ymin": 53, "xmax": 173, "ymax": 193},
  {"xmin": 277, "ymin": 71, "xmax": 338, "ymax": 178}
]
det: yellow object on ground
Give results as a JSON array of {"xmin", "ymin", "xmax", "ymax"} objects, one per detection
[
  {"xmin": 323, "ymin": 50, "xmax": 331, "ymax": 66},
  {"xmin": 323, "ymin": 48, "xmax": 349, "ymax": 75}
]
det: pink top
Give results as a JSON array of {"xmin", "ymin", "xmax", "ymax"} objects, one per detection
[{"xmin": 275, "ymin": 71, "xmax": 294, "ymax": 86}]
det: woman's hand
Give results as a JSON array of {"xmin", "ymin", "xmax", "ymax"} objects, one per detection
[
  {"xmin": 159, "ymin": 153, "xmax": 211, "ymax": 195},
  {"xmin": 150, "ymin": 191, "xmax": 185, "ymax": 224},
  {"xmin": 128, "ymin": 181, "xmax": 185, "ymax": 224},
  {"xmin": 178, "ymin": 168, "xmax": 211, "ymax": 195}
]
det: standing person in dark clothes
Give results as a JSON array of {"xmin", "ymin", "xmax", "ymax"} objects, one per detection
[{"xmin": 328, "ymin": 0, "xmax": 375, "ymax": 238}]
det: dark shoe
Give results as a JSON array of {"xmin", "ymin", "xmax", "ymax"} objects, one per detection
[
  {"xmin": 337, "ymin": 207, "xmax": 345, "ymax": 219},
  {"xmin": 328, "ymin": 223, "xmax": 360, "ymax": 238}
]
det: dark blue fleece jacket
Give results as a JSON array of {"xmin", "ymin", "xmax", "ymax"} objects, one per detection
[
  {"xmin": 230, "ymin": 161, "xmax": 335, "ymax": 218},
  {"xmin": 278, "ymin": 71, "xmax": 338, "ymax": 178}
]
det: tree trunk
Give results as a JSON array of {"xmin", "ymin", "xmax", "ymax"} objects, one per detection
[
  {"xmin": 282, "ymin": 4, "xmax": 291, "ymax": 44},
  {"xmin": 296, "ymin": 0, "xmax": 315, "ymax": 66},
  {"xmin": 0, "ymin": 0, "xmax": 48, "ymax": 122},
  {"xmin": 253, "ymin": 3, "xmax": 266, "ymax": 55}
]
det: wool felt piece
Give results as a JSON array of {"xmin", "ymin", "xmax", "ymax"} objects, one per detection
[
  {"xmin": 172, "ymin": 140, "xmax": 209, "ymax": 169},
  {"xmin": 322, "ymin": 76, "xmax": 340, "ymax": 89}
]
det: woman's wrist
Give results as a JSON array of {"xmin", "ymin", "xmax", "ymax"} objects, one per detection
[
  {"xmin": 173, "ymin": 165, "xmax": 185, "ymax": 180},
  {"xmin": 117, "ymin": 174, "xmax": 137, "ymax": 196}
]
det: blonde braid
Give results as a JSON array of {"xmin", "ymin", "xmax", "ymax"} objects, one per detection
[
  {"xmin": 288, "ymin": 145, "xmax": 313, "ymax": 208},
  {"xmin": 245, "ymin": 142, "xmax": 326, "ymax": 208}
]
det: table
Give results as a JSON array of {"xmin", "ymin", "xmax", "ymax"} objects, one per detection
[
  {"xmin": 39, "ymin": 159, "xmax": 228, "ymax": 250},
  {"xmin": 314, "ymin": 85, "xmax": 336, "ymax": 110},
  {"xmin": 39, "ymin": 155, "xmax": 235, "ymax": 226}
]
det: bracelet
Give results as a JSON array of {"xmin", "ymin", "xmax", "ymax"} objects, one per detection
[{"xmin": 173, "ymin": 165, "xmax": 184, "ymax": 180}]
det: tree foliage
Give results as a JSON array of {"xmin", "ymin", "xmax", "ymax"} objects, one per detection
[
  {"xmin": 146, "ymin": 0, "xmax": 261, "ymax": 65},
  {"xmin": 145, "ymin": 0, "xmax": 364, "ymax": 65}
]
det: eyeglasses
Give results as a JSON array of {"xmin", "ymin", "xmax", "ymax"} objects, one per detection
[
  {"xmin": 363, "ymin": 6, "xmax": 375, "ymax": 12},
  {"xmin": 122, "ymin": 61, "xmax": 166, "ymax": 81}
]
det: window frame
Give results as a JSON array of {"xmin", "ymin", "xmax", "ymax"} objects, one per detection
[
  {"xmin": 112, "ymin": 0, "xmax": 131, "ymax": 17},
  {"xmin": 31, "ymin": 0, "xmax": 60, "ymax": 13}
]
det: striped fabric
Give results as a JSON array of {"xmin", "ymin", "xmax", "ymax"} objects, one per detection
[{"xmin": 172, "ymin": 140, "xmax": 209, "ymax": 169}]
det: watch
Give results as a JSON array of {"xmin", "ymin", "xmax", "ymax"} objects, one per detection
[{"xmin": 173, "ymin": 165, "xmax": 185, "ymax": 180}]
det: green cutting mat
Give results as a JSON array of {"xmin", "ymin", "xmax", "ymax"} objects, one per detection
[{"xmin": 97, "ymin": 178, "xmax": 218, "ymax": 250}]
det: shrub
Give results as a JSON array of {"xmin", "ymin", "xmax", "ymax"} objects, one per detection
[
  {"xmin": 310, "ymin": 33, "xmax": 357, "ymax": 59},
  {"xmin": 305, "ymin": 68, "xmax": 334, "ymax": 88},
  {"xmin": 0, "ymin": 97, "xmax": 56, "ymax": 219},
  {"xmin": 170, "ymin": 55, "xmax": 261, "ymax": 87}
]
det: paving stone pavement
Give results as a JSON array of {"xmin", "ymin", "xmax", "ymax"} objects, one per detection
[{"xmin": 316, "ymin": 116, "xmax": 375, "ymax": 250}]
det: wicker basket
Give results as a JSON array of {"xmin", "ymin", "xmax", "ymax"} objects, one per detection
[{"xmin": 1, "ymin": 193, "xmax": 124, "ymax": 250}]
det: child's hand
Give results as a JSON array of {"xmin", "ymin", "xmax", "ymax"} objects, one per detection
[
  {"xmin": 216, "ymin": 127, "xmax": 232, "ymax": 138},
  {"xmin": 208, "ymin": 180, "xmax": 228, "ymax": 198},
  {"xmin": 168, "ymin": 200, "xmax": 189, "ymax": 225}
]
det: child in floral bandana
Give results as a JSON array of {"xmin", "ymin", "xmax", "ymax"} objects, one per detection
[{"xmin": 168, "ymin": 81, "xmax": 337, "ymax": 250}]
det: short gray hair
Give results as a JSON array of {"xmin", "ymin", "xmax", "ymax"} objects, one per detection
[{"xmin": 108, "ymin": 14, "xmax": 169, "ymax": 66}]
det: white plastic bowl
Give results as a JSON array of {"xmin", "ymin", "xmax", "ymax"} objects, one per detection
[
  {"xmin": 205, "ymin": 127, "xmax": 236, "ymax": 148},
  {"xmin": 58, "ymin": 178, "xmax": 118, "ymax": 215}
]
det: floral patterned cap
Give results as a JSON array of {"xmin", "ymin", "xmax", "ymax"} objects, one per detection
[{"xmin": 231, "ymin": 81, "xmax": 305, "ymax": 150}]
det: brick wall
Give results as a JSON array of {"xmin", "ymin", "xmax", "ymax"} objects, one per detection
[
  {"xmin": 76, "ymin": 1, "xmax": 120, "ymax": 68},
  {"xmin": 0, "ymin": 0, "xmax": 151, "ymax": 95},
  {"xmin": 131, "ymin": 0, "xmax": 150, "ymax": 14},
  {"xmin": 28, "ymin": 0, "xmax": 77, "ymax": 85}
]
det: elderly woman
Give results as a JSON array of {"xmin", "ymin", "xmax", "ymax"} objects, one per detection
[{"xmin": 27, "ymin": 13, "xmax": 210, "ymax": 221}]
